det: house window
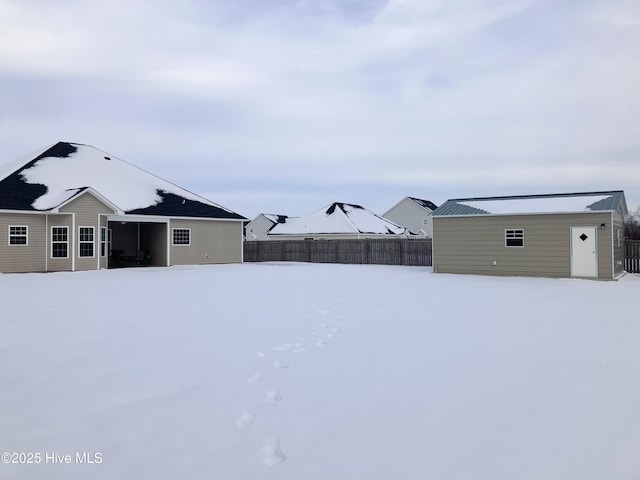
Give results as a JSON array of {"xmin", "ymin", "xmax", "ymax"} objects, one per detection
[
  {"xmin": 9, "ymin": 225, "xmax": 28, "ymax": 245},
  {"xmin": 505, "ymin": 229, "xmax": 524, "ymax": 247},
  {"xmin": 51, "ymin": 226, "xmax": 69, "ymax": 258},
  {"xmin": 100, "ymin": 227, "xmax": 107, "ymax": 257},
  {"xmin": 79, "ymin": 227, "xmax": 95, "ymax": 257},
  {"xmin": 172, "ymin": 228, "xmax": 191, "ymax": 245}
]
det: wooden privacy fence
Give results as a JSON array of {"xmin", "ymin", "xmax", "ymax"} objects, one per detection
[
  {"xmin": 626, "ymin": 240, "xmax": 640, "ymax": 273},
  {"xmin": 244, "ymin": 238, "xmax": 433, "ymax": 266}
]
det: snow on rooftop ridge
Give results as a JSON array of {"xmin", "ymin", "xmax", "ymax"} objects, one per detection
[
  {"xmin": 269, "ymin": 202, "xmax": 405, "ymax": 235},
  {"xmin": 0, "ymin": 143, "xmax": 58, "ymax": 181},
  {"xmin": 262, "ymin": 214, "xmax": 288, "ymax": 223},
  {"xmin": 19, "ymin": 143, "xmax": 234, "ymax": 212},
  {"xmin": 457, "ymin": 195, "xmax": 612, "ymax": 215}
]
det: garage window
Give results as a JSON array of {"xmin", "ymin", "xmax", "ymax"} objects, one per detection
[
  {"xmin": 505, "ymin": 229, "xmax": 524, "ymax": 247},
  {"xmin": 172, "ymin": 228, "xmax": 191, "ymax": 245}
]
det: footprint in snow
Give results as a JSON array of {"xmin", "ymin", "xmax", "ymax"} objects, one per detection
[
  {"xmin": 257, "ymin": 351, "xmax": 270, "ymax": 359},
  {"xmin": 272, "ymin": 343, "xmax": 292, "ymax": 351},
  {"xmin": 236, "ymin": 412, "xmax": 255, "ymax": 428},
  {"xmin": 265, "ymin": 388, "xmax": 282, "ymax": 403},
  {"xmin": 256, "ymin": 437, "xmax": 287, "ymax": 466},
  {"xmin": 315, "ymin": 339, "xmax": 328, "ymax": 348},
  {"xmin": 247, "ymin": 371, "xmax": 263, "ymax": 384},
  {"xmin": 273, "ymin": 360, "xmax": 289, "ymax": 369}
]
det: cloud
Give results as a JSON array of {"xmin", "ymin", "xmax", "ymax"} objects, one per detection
[{"xmin": 0, "ymin": 0, "xmax": 639, "ymax": 218}]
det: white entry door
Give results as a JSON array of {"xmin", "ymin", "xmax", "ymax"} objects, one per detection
[{"xmin": 571, "ymin": 227, "xmax": 597, "ymax": 278}]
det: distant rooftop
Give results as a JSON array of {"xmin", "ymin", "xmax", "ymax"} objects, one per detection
[
  {"xmin": 268, "ymin": 202, "xmax": 405, "ymax": 235},
  {"xmin": 433, "ymin": 191, "xmax": 627, "ymax": 217},
  {"xmin": 408, "ymin": 197, "xmax": 438, "ymax": 211}
]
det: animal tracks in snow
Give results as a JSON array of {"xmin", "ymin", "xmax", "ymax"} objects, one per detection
[
  {"xmin": 237, "ymin": 308, "xmax": 347, "ymax": 468},
  {"xmin": 265, "ymin": 387, "xmax": 282, "ymax": 403},
  {"xmin": 247, "ymin": 371, "xmax": 263, "ymax": 384},
  {"xmin": 256, "ymin": 437, "xmax": 287, "ymax": 466},
  {"xmin": 236, "ymin": 412, "xmax": 255, "ymax": 428},
  {"xmin": 273, "ymin": 359, "xmax": 289, "ymax": 369}
]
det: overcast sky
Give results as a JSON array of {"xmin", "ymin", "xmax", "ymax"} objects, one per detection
[{"xmin": 1, "ymin": 0, "xmax": 639, "ymax": 218}]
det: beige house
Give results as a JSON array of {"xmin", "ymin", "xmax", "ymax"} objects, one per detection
[
  {"xmin": 432, "ymin": 191, "xmax": 628, "ymax": 280},
  {"xmin": 382, "ymin": 196, "xmax": 438, "ymax": 238},
  {"xmin": 0, "ymin": 142, "xmax": 246, "ymax": 273}
]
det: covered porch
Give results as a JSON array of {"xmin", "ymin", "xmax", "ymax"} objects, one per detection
[{"xmin": 107, "ymin": 215, "xmax": 169, "ymax": 268}]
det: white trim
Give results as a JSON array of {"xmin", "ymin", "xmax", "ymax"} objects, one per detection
[
  {"xmin": 71, "ymin": 213, "xmax": 75, "ymax": 271},
  {"xmin": 610, "ymin": 212, "xmax": 615, "ymax": 279},
  {"xmin": 45, "ymin": 214, "xmax": 48, "ymax": 272},
  {"xmin": 8, "ymin": 225, "xmax": 28, "ymax": 246},
  {"xmin": 0, "ymin": 209, "xmax": 46, "ymax": 215},
  {"xmin": 51, "ymin": 225, "xmax": 70, "ymax": 259},
  {"xmin": 172, "ymin": 228, "xmax": 191, "ymax": 246},
  {"xmin": 107, "ymin": 214, "xmax": 244, "ymax": 223},
  {"xmin": 167, "ymin": 222, "xmax": 171, "ymax": 266}
]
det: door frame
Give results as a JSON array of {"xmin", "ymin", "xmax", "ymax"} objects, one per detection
[{"xmin": 570, "ymin": 226, "xmax": 598, "ymax": 278}]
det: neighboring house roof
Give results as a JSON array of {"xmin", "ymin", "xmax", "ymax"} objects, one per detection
[
  {"xmin": 268, "ymin": 202, "xmax": 406, "ymax": 235},
  {"xmin": 0, "ymin": 141, "xmax": 246, "ymax": 219},
  {"xmin": 407, "ymin": 196, "xmax": 438, "ymax": 211},
  {"xmin": 262, "ymin": 214, "xmax": 289, "ymax": 225},
  {"xmin": 433, "ymin": 191, "xmax": 628, "ymax": 217}
]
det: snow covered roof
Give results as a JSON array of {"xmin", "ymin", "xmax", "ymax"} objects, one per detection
[
  {"xmin": 262, "ymin": 214, "xmax": 289, "ymax": 224},
  {"xmin": 0, "ymin": 142, "xmax": 246, "ymax": 219},
  {"xmin": 433, "ymin": 191, "xmax": 627, "ymax": 217},
  {"xmin": 268, "ymin": 202, "xmax": 406, "ymax": 235},
  {"xmin": 408, "ymin": 197, "xmax": 438, "ymax": 211}
]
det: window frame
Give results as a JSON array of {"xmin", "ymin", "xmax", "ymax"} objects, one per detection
[
  {"xmin": 8, "ymin": 225, "xmax": 28, "ymax": 246},
  {"xmin": 51, "ymin": 226, "xmax": 69, "ymax": 258},
  {"xmin": 100, "ymin": 227, "xmax": 107, "ymax": 257},
  {"xmin": 505, "ymin": 228, "xmax": 525, "ymax": 248},
  {"xmin": 172, "ymin": 228, "xmax": 191, "ymax": 246},
  {"xmin": 78, "ymin": 226, "xmax": 95, "ymax": 258}
]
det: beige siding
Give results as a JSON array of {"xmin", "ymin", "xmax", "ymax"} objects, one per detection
[
  {"xmin": 0, "ymin": 213, "xmax": 47, "ymax": 273},
  {"xmin": 612, "ymin": 209, "xmax": 625, "ymax": 277},
  {"xmin": 170, "ymin": 219, "xmax": 243, "ymax": 265},
  {"xmin": 47, "ymin": 214, "xmax": 73, "ymax": 272},
  {"xmin": 59, "ymin": 192, "xmax": 116, "ymax": 271},
  {"xmin": 433, "ymin": 213, "xmax": 614, "ymax": 279}
]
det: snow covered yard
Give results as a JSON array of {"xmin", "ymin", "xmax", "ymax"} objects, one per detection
[{"xmin": 1, "ymin": 263, "xmax": 640, "ymax": 480}]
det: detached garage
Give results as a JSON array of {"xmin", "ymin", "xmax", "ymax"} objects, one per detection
[{"xmin": 432, "ymin": 191, "xmax": 628, "ymax": 280}]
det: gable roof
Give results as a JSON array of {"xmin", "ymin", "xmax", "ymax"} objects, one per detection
[
  {"xmin": 407, "ymin": 196, "xmax": 438, "ymax": 211},
  {"xmin": 433, "ymin": 191, "xmax": 628, "ymax": 217},
  {"xmin": 268, "ymin": 202, "xmax": 406, "ymax": 235},
  {"xmin": 0, "ymin": 142, "xmax": 246, "ymax": 220}
]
